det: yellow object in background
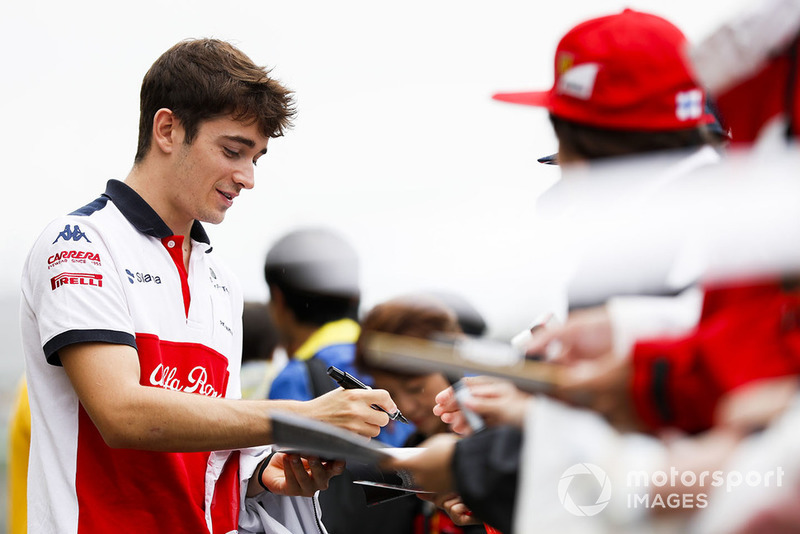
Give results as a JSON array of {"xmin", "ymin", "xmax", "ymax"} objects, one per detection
[{"xmin": 8, "ymin": 377, "xmax": 30, "ymax": 534}]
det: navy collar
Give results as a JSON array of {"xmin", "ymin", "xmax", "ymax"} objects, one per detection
[{"xmin": 103, "ymin": 179, "xmax": 211, "ymax": 245}]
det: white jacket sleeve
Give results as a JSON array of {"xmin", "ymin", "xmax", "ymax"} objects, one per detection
[
  {"xmin": 237, "ymin": 447, "xmax": 328, "ymax": 534},
  {"xmin": 606, "ymin": 286, "xmax": 703, "ymax": 358}
]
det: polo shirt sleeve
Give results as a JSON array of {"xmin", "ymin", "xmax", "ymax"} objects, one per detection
[{"xmin": 22, "ymin": 215, "xmax": 136, "ymax": 366}]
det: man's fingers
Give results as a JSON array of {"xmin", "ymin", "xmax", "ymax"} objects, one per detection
[
  {"xmin": 294, "ymin": 454, "xmax": 324, "ymax": 494},
  {"xmin": 358, "ymin": 388, "xmax": 398, "ymax": 416},
  {"xmin": 278, "ymin": 455, "xmax": 302, "ymax": 495},
  {"xmin": 306, "ymin": 457, "xmax": 327, "ymax": 488},
  {"xmin": 435, "ymin": 384, "xmax": 457, "ymax": 406},
  {"xmin": 324, "ymin": 459, "xmax": 346, "ymax": 477},
  {"xmin": 305, "ymin": 456, "xmax": 332, "ymax": 491},
  {"xmin": 310, "ymin": 388, "xmax": 395, "ymax": 437}
]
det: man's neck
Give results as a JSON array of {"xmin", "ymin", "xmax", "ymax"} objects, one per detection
[
  {"xmin": 286, "ymin": 324, "xmax": 319, "ymax": 356},
  {"xmin": 124, "ymin": 167, "xmax": 194, "ymax": 270},
  {"xmin": 124, "ymin": 166, "xmax": 193, "ymax": 239}
]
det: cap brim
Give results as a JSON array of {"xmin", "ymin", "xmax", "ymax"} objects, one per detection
[
  {"xmin": 492, "ymin": 90, "xmax": 551, "ymax": 107},
  {"xmin": 537, "ymin": 153, "xmax": 559, "ymax": 165}
]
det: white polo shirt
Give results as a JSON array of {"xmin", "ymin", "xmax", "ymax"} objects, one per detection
[{"xmin": 21, "ymin": 179, "xmax": 244, "ymax": 533}]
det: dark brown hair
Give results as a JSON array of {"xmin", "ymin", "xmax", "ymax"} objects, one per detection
[
  {"xmin": 134, "ymin": 38, "xmax": 296, "ymax": 163},
  {"xmin": 551, "ymin": 114, "xmax": 723, "ymax": 162},
  {"xmin": 354, "ymin": 295, "xmax": 462, "ymax": 378}
]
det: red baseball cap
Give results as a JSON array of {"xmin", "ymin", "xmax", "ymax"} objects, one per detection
[{"xmin": 493, "ymin": 9, "xmax": 715, "ymax": 131}]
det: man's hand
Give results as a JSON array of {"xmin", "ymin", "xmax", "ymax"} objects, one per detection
[
  {"xmin": 382, "ymin": 433, "xmax": 459, "ymax": 494},
  {"xmin": 715, "ymin": 376, "xmax": 799, "ymax": 432},
  {"xmin": 419, "ymin": 492, "xmax": 482, "ymax": 526},
  {"xmin": 298, "ymin": 387, "xmax": 395, "ymax": 437},
  {"xmin": 255, "ymin": 452, "xmax": 345, "ymax": 497},
  {"xmin": 434, "ymin": 376, "xmax": 531, "ymax": 435},
  {"xmin": 523, "ymin": 306, "xmax": 615, "ymax": 363},
  {"xmin": 555, "ymin": 355, "xmax": 643, "ymax": 431}
]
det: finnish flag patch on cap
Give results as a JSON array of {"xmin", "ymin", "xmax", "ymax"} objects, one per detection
[{"xmin": 675, "ymin": 89, "xmax": 703, "ymax": 121}]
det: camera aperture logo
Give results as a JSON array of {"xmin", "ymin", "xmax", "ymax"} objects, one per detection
[{"xmin": 558, "ymin": 463, "xmax": 612, "ymax": 516}]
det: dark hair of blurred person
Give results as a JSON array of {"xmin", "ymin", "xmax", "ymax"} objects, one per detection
[
  {"xmin": 355, "ymin": 295, "xmax": 463, "ymax": 439},
  {"xmin": 264, "ymin": 228, "xmax": 359, "ymax": 333}
]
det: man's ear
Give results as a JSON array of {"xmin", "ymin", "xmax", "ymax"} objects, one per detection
[
  {"xmin": 269, "ymin": 286, "xmax": 287, "ymax": 312},
  {"xmin": 152, "ymin": 108, "xmax": 181, "ymax": 155},
  {"xmin": 268, "ymin": 286, "xmax": 295, "ymax": 329}
]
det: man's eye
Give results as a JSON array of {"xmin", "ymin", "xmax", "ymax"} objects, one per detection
[{"xmin": 223, "ymin": 147, "xmax": 239, "ymax": 158}]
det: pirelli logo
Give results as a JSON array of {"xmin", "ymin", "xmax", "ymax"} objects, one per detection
[{"xmin": 51, "ymin": 272, "xmax": 103, "ymax": 291}]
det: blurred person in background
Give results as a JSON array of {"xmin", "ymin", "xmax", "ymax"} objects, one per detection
[
  {"xmin": 386, "ymin": 8, "xmax": 781, "ymax": 533},
  {"xmin": 523, "ymin": 0, "xmax": 800, "ymax": 437},
  {"xmin": 239, "ymin": 301, "xmax": 286, "ymax": 400},
  {"xmin": 263, "ymin": 227, "xmax": 413, "ymax": 533},
  {"xmin": 264, "ymin": 226, "xmax": 414, "ymax": 447},
  {"xmin": 264, "ymin": 227, "xmax": 362, "ymax": 402},
  {"xmin": 7, "ymin": 377, "xmax": 30, "ymax": 534},
  {"xmin": 354, "ymin": 294, "xmax": 499, "ymax": 534}
]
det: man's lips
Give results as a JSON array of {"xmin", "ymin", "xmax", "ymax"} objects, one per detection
[{"xmin": 218, "ymin": 189, "xmax": 238, "ymax": 205}]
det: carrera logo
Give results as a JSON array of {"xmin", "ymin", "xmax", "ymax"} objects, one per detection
[
  {"xmin": 48, "ymin": 250, "xmax": 101, "ymax": 269},
  {"xmin": 51, "ymin": 272, "xmax": 103, "ymax": 291},
  {"xmin": 125, "ymin": 269, "xmax": 162, "ymax": 285},
  {"xmin": 52, "ymin": 224, "xmax": 91, "ymax": 244}
]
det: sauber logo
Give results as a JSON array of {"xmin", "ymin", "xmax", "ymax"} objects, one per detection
[
  {"xmin": 125, "ymin": 269, "xmax": 162, "ymax": 285},
  {"xmin": 48, "ymin": 250, "xmax": 101, "ymax": 269},
  {"xmin": 52, "ymin": 224, "xmax": 91, "ymax": 244},
  {"xmin": 51, "ymin": 272, "xmax": 103, "ymax": 291},
  {"xmin": 149, "ymin": 364, "xmax": 222, "ymax": 397}
]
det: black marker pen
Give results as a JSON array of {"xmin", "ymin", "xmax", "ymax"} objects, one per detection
[{"xmin": 327, "ymin": 366, "xmax": 410, "ymax": 424}]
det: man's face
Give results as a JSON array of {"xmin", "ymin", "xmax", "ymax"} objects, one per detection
[{"xmin": 169, "ymin": 115, "xmax": 269, "ymax": 227}]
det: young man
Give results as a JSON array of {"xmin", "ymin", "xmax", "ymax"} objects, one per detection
[{"xmin": 21, "ymin": 38, "xmax": 397, "ymax": 533}]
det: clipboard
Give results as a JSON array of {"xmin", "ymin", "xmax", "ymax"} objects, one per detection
[
  {"xmin": 361, "ymin": 332, "xmax": 563, "ymax": 394},
  {"xmin": 270, "ymin": 410, "xmax": 422, "ymax": 464}
]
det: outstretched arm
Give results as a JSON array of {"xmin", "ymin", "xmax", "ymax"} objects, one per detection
[{"xmin": 61, "ymin": 342, "xmax": 395, "ymax": 452}]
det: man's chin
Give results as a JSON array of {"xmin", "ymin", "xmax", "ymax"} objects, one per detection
[{"xmin": 199, "ymin": 212, "xmax": 227, "ymax": 225}]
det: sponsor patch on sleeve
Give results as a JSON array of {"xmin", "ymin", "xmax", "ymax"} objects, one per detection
[
  {"xmin": 47, "ymin": 250, "xmax": 102, "ymax": 269},
  {"xmin": 50, "ymin": 272, "xmax": 103, "ymax": 291}
]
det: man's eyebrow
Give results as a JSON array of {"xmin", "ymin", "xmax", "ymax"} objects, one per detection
[{"xmin": 223, "ymin": 135, "xmax": 268, "ymax": 155}]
